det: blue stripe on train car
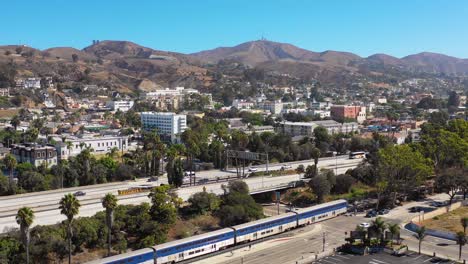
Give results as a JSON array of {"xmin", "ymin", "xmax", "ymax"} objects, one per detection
[
  {"xmin": 156, "ymin": 231, "xmax": 235, "ymax": 258},
  {"xmin": 298, "ymin": 203, "xmax": 347, "ymax": 219},
  {"xmin": 236, "ymin": 215, "xmax": 297, "ymax": 236},
  {"xmin": 106, "ymin": 251, "xmax": 154, "ymax": 264}
]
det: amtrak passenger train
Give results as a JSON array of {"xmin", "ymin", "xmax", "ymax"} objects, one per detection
[{"xmin": 86, "ymin": 199, "xmax": 347, "ymax": 264}]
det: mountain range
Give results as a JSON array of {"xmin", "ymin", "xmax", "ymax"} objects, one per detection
[{"xmin": 1, "ymin": 39, "xmax": 467, "ymax": 93}]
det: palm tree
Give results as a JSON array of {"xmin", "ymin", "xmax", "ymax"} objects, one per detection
[
  {"xmin": 371, "ymin": 217, "xmax": 386, "ymax": 244},
  {"xmin": 16, "ymin": 207, "xmax": 34, "ymax": 264},
  {"xmin": 455, "ymin": 232, "xmax": 467, "ymax": 260},
  {"xmin": 414, "ymin": 226, "xmax": 427, "ymax": 255},
  {"xmin": 66, "ymin": 141, "xmax": 73, "ymax": 157},
  {"xmin": 10, "ymin": 115, "xmax": 20, "ymax": 131},
  {"xmin": 462, "ymin": 217, "xmax": 468, "ymax": 235},
  {"xmin": 311, "ymin": 148, "xmax": 321, "ymax": 176},
  {"xmin": 102, "ymin": 193, "xmax": 118, "ymax": 256},
  {"xmin": 387, "ymin": 223, "xmax": 400, "ymax": 246},
  {"xmin": 59, "ymin": 194, "xmax": 81, "ymax": 264},
  {"xmin": 3, "ymin": 154, "xmax": 17, "ymax": 192}
]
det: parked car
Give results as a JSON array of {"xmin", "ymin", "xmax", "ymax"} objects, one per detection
[
  {"xmin": 409, "ymin": 206, "xmax": 423, "ymax": 213},
  {"xmin": 378, "ymin": 209, "xmax": 390, "ymax": 215},
  {"xmin": 359, "ymin": 222, "xmax": 370, "ymax": 228},
  {"xmin": 366, "ymin": 210, "xmax": 377, "ymax": 218},
  {"xmin": 73, "ymin": 191, "xmax": 86, "ymax": 197},
  {"xmin": 198, "ymin": 178, "xmax": 209, "ymax": 184},
  {"xmin": 430, "ymin": 201, "xmax": 447, "ymax": 207},
  {"xmin": 184, "ymin": 171, "xmax": 195, "ymax": 177}
]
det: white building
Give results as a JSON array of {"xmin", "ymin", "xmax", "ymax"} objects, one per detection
[
  {"xmin": 0, "ymin": 88, "xmax": 9, "ymax": 97},
  {"xmin": 232, "ymin": 99, "xmax": 255, "ymax": 109},
  {"xmin": 16, "ymin": 78, "xmax": 41, "ymax": 89},
  {"xmin": 141, "ymin": 112, "xmax": 187, "ymax": 143},
  {"xmin": 262, "ymin": 100, "xmax": 283, "ymax": 115},
  {"xmin": 106, "ymin": 100, "xmax": 135, "ymax": 112},
  {"xmin": 54, "ymin": 135, "xmax": 129, "ymax": 160},
  {"xmin": 311, "ymin": 109, "xmax": 331, "ymax": 119}
]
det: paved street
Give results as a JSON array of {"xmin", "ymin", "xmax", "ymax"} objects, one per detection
[
  {"xmin": 315, "ymin": 252, "xmax": 459, "ymax": 264},
  {"xmin": 192, "ymin": 193, "xmax": 467, "ymax": 264}
]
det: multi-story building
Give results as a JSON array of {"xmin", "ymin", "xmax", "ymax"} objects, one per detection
[
  {"xmin": 312, "ymin": 120, "xmax": 359, "ymax": 134},
  {"xmin": 262, "ymin": 100, "xmax": 283, "ymax": 115},
  {"xmin": 141, "ymin": 87, "xmax": 212, "ymax": 111},
  {"xmin": 310, "ymin": 100, "xmax": 332, "ymax": 110},
  {"xmin": 276, "ymin": 120, "xmax": 359, "ymax": 137},
  {"xmin": 54, "ymin": 135, "xmax": 129, "ymax": 160},
  {"xmin": 15, "ymin": 78, "xmax": 42, "ymax": 89},
  {"xmin": 330, "ymin": 105, "xmax": 367, "ymax": 124},
  {"xmin": 141, "ymin": 112, "xmax": 187, "ymax": 143},
  {"xmin": 232, "ymin": 99, "xmax": 255, "ymax": 109},
  {"xmin": 276, "ymin": 121, "xmax": 316, "ymax": 137},
  {"xmin": 0, "ymin": 88, "xmax": 9, "ymax": 97},
  {"xmin": 106, "ymin": 100, "xmax": 135, "ymax": 112},
  {"xmin": 11, "ymin": 143, "xmax": 58, "ymax": 168},
  {"xmin": 311, "ymin": 109, "xmax": 331, "ymax": 119}
]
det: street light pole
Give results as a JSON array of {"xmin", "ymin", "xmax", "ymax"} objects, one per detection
[
  {"xmin": 335, "ymin": 155, "xmax": 338, "ymax": 175},
  {"xmin": 322, "ymin": 232, "xmax": 326, "ymax": 252}
]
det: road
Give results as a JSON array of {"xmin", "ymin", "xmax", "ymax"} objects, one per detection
[
  {"xmin": 0, "ymin": 156, "xmax": 361, "ymax": 233},
  {"xmin": 192, "ymin": 193, "xmax": 467, "ymax": 264}
]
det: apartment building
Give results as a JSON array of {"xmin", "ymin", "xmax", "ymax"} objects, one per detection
[
  {"xmin": 11, "ymin": 143, "xmax": 58, "ymax": 168},
  {"xmin": 331, "ymin": 105, "xmax": 367, "ymax": 124},
  {"xmin": 106, "ymin": 100, "xmax": 135, "ymax": 112},
  {"xmin": 141, "ymin": 112, "xmax": 187, "ymax": 143}
]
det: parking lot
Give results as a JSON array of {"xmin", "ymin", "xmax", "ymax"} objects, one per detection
[{"xmin": 313, "ymin": 252, "xmax": 457, "ymax": 264}]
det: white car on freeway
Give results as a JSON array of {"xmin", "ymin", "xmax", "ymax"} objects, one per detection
[
  {"xmin": 248, "ymin": 167, "xmax": 258, "ymax": 172},
  {"xmin": 280, "ymin": 164, "xmax": 292, "ymax": 170}
]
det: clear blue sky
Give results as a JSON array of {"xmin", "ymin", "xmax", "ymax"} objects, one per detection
[{"xmin": 2, "ymin": 0, "xmax": 468, "ymax": 58}]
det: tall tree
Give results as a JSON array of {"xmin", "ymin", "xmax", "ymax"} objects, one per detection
[
  {"xmin": 309, "ymin": 175, "xmax": 331, "ymax": 203},
  {"xmin": 387, "ymin": 223, "xmax": 400, "ymax": 246},
  {"xmin": 310, "ymin": 148, "xmax": 321, "ymax": 175},
  {"xmin": 435, "ymin": 167, "xmax": 465, "ymax": 204},
  {"xmin": 59, "ymin": 194, "xmax": 81, "ymax": 264},
  {"xmin": 377, "ymin": 145, "xmax": 433, "ymax": 205},
  {"xmin": 3, "ymin": 154, "xmax": 17, "ymax": 192},
  {"xmin": 102, "ymin": 193, "xmax": 118, "ymax": 257},
  {"xmin": 16, "ymin": 207, "xmax": 34, "ymax": 264},
  {"xmin": 462, "ymin": 217, "xmax": 468, "ymax": 235},
  {"xmin": 414, "ymin": 226, "xmax": 427, "ymax": 255},
  {"xmin": 10, "ymin": 115, "xmax": 20, "ymax": 131},
  {"xmin": 371, "ymin": 217, "xmax": 386, "ymax": 244}
]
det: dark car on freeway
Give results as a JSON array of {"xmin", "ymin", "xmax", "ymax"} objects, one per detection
[{"xmin": 73, "ymin": 191, "xmax": 86, "ymax": 197}]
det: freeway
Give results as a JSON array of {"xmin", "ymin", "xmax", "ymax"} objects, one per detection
[{"xmin": 0, "ymin": 156, "xmax": 361, "ymax": 233}]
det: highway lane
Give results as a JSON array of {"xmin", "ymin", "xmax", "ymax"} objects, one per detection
[
  {"xmin": 0, "ymin": 156, "xmax": 358, "ymax": 212},
  {"xmin": 0, "ymin": 156, "xmax": 360, "ymax": 233}
]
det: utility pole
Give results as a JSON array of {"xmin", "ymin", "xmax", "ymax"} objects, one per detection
[{"xmin": 322, "ymin": 232, "xmax": 326, "ymax": 252}]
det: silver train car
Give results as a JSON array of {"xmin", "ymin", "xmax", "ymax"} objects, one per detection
[{"xmin": 86, "ymin": 199, "xmax": 347, "ymax": 264}]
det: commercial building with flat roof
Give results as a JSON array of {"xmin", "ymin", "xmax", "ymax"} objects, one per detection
[{"xmin": 141, "ymin": 112, "xmax": 187, "ymax": 143}]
